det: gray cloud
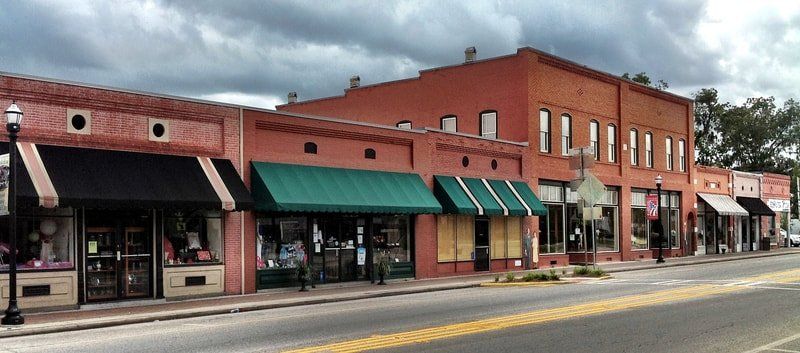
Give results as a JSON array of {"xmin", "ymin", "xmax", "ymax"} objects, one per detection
[{"xmin": 1, "ymin": 0, "xmax": 798, "ymax": 108}]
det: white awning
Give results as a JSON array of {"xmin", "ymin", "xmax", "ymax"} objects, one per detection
[{"xmin": 697, "ymin": 193, "xmax": 749, "ymax": 216}]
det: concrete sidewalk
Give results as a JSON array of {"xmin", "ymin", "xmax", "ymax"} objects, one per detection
[{"xmin": 1, "ymin": 248, "xmax": 798, "ymax": 338}]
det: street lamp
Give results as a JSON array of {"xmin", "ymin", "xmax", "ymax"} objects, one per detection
[
  {"xmin": 2, "ymin": 101, "xmax": 24, "ymax": 326},
  {"xmin": 655, "ymin": 174, "xmax": 665, "ymax": 264}
]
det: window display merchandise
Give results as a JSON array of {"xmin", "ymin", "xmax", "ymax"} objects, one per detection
[
  {"xmin": 163, "ymin": 211, "xmax": 222, "ymax": 265},
  {"xmin": 0, "ymin": 208, "xmax": 74, "ymax": 271}
]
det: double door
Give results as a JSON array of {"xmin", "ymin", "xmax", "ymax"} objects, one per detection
[
  {"xmin": 85, "ymin": 214, "xmax": 152, "ymax": 302},
  {"xmin": 316, "ymin": 217, "xmax": 366, "ymax": 283}
]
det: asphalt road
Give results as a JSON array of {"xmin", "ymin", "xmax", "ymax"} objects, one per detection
[{"xmin": 3, "ymin": 254, "xmax": 800, "ymax": 353}]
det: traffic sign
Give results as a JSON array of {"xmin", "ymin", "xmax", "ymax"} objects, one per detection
[{"xmin": 577, "ymin": 173, "xmax": 606, "ymax": 207}]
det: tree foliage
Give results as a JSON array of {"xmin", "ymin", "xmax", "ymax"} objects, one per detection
[{"xmin": 621, "ymin": 72, "xmax": 669, "ymax": 90}]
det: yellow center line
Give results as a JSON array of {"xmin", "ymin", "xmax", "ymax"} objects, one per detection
[{"xmin": 283, "ymin": 269, "xmax": 800, "ymax": 353}]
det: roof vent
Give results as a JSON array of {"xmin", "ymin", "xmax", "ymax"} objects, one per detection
[
  {"xmin": 287, "ymin": 91, "xmax": 297, "ymax": 104},
  {"xmin": 465, "ymin": 46, "xmax": 477, "ymax": 63},
  {"xmin": 350, "ymin": 75, "xmax": 360, "ymax": 88}
]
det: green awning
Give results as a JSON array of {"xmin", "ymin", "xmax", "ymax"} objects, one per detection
[
  {"xmin": 251, "ymin": 162, "xmax": 442, "ymax": 214},
  {"xmin": 433, "ymin": 176, "xmax": 547, "ymax": 216}
]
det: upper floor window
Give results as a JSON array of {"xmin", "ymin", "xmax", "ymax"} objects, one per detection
[
  {"xmin": 607, "ymin": 124, "xmax": 617, "ymax": 163},
  {"xmin": 645, "ymin": 132, "xmax": 653, "ymax": 168},
  {"xmin": 441, "ymin": 115, "xmax": 457, "ymax": 132},
  {"xmin": 665, "ymin": 136, "xmax": 674, "ymax": 171},
  {"xmin": 630, "ymin": 129, "xmax": 639, "ymax": 166},
  {"xmin": 480, "ymin": 111, "xmax": 497, "ymax": 139},
  {"xmin": 678, "ymin": 139, "xmax": 686, "ymax": 172},
  {"xmin": 589, "ymin": 120, "xmax": 600, "ymax": 161},
  {"xmin": 397, "ymin": 120, "xmax": 412, "ymax": 129},
  {"xmin": 304, "ymin": 142, "xmax": 317, "ymax": 154},
  {"xmin": 561, "ymin": 113, "xmax": 572, "ymax": 156},
  {"xmin": 539, "ymin": 109, "xmax": 551, "ymax": 153}
]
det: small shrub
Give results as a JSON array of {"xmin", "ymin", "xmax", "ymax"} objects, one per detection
[
  {"xmin": 505, "ymin": 272, "xmax": 516, "ymax": 282},
  {"xmin": 548, "ymin": 269, "xmax": 560, "ymax": 281},
  {"xmin": 522, "ymin": 273, "xmax": 537, "ymax": 282},
  {"xmin": 589, "ymin": 268, "xmax": 607, "ymax": 277},
  {"xmin": 531, "ymin": 272, "xmax": 549, "ymax": 281},
  {"xmin": 562, "ymin": 269, "xmax": 567, "ymax": 275},
  {"xmin": 573, "ymin": 266, "xmax": 590, "ymax": 276},
  {"xmin": 494, "ymin": 275, "xmax": 500, "ymax": 283}
]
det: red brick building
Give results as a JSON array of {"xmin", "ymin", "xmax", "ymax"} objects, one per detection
[
  {"xmin": 0, "ymin": 73, "xmax": 252, "ymax": 309},
  {"xmin": 278, "ymin": 47, "xmax": 696, "ymax": 268}
]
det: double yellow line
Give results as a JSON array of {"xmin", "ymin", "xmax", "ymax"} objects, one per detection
[{"xmin": 284, "ymin": 269, "xmax": 800, "ymax": 353}]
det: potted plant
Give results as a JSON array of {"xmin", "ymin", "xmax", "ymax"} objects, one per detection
[
  {"xmin": 376, "ymin": 254, "xmax": 391, "ymax": 285},
  {"xmin": 296, "ymin": 259, "xmax": 311, "ymax": 292}
]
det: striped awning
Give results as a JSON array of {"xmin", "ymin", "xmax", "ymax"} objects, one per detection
[
  {"xmin": 697, "ymin": 193, "xmax": 748, "ymax": 216},
  {"xmin": 433, "ymin": 175, "xmax": 546, "ymax": 216}
]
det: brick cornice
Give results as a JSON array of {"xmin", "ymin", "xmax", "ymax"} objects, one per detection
[
  {"xmin": 538, "ymin": 56, "xmax": 620, "ymax": 86},
  {"xmin": 628, "ymin": 84, "xmax": 691, "ymax": 107},
  {"xmin": 255, "ymin": 120, "xmax": 413, "ymax": 146},
  {"xmin": 435, "ymin": 142, "xmax": 522, "ymax": 160}
]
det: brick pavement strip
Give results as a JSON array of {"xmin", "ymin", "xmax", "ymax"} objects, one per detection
[{"xmin": 0, "ymin": 249, "xmax": 797, "ymax": 339}]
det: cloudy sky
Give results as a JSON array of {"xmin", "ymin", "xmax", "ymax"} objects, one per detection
[{"xmin": 1, "ymin": 0, "xmax": 799, "ymax": 109}]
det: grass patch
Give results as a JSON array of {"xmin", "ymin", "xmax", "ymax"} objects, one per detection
[{"xmin": 505, "ymin": 272, "xmax": 516, "ymax": 282}]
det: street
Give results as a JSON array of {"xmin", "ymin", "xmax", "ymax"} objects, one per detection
[{"xmin": 3, "ymin": 254, "xmax": 800, "ymax": 353}]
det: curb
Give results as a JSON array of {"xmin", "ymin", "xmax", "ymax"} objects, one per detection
[
  {"xmin": 0, "ymin": 282, "xmax": 480, "ymax": 339},
  {"xmin": 602, "ymin": 250, "xmax": 799, "ymax": 274},
  {"xmin": 479, "ymin": 281, "xmax": 567, "ymax": 287}
]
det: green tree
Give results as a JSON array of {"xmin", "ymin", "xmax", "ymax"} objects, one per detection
[
  {"xmin": 693, "ymin": 88, "xmax": 726, "ymax": 166},
  {"xmin": 621, "ymin": 72, "xmax": 669, "ymax": 90}
]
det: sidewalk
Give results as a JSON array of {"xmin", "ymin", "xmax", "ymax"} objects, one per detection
[{"xmin": 2, "ymin": 248, "xmax": 798, "ymax": 338}]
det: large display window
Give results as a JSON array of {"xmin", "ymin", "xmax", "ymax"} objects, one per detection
[
  {"xmin": 631, "ymin": 191, "xmax": 649, "ymax": 250},
  {"xmin": 436, "ymin": 215, "xmax": 475, "ymax": 262},
  {"xmin": 490, "ymin": 216, "xmax": 522, "ymax": 259},
  {"xmin": 0, "ymin": 207, "xmax": 74, "ymax": 271},
  {"xmin": 372, "ymin": 215, "xmax": 410, "ymax": 263},
  {"xmin": 540, "ymin": 182, "xmax": 618, "ymax": 254},
  {"xmin": 163, "ymin": 210, "xmax": 223, "ymax": 266},
  {"xmin": 256, "ymin": 216, "xmax": 308, "ymax": 270}
]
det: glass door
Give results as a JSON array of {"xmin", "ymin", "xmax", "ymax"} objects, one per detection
[
  {"xmin": 320, "ymin": 217, "xmax": 360, "ymax": 283},
  {"xmin": 84, "ymin": 212, "xmax": 152, "ymax": 302},
  {"xmin": 474, "ymin": 218, "xmax": 490, "ymax": 272}
]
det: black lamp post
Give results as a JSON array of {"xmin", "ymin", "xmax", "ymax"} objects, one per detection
[
  {"xmin": 655, "ymin": 174, "xmax": 665, "ymax": 264},
  {"xmin": 2, "ymin": 101, "xmax": 24, "ymax": 326}
]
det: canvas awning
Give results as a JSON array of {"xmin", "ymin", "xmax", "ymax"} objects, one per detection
[
  {"xmin": 1, "ymin": 142, "xmax": 253, "ymax": 210},
  {"xmin": 433, "ymin": 175, "xmax": 546, "ymax": 216},
  {"xmin": 736, "ymin": 197, "xmax": 776, "ymax": 216},
  {"xmin": 250, "ymin": 161, "xmax": 442, "ymax": 214},
  {"xmin": 697, "ymin": 193, "xmax": 748, "ymax": 216}
]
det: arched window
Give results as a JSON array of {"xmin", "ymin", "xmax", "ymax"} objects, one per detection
[
  {"xmin": 539, "ymin": 109, "xmax": 551, "ymax": 153},
  {"xmin": 589, "ymin": 120, "xmax": 600, "ymax": 161},
  {"xmin": 396, "ymin": 120, "xmax": 412, "ymax": 129},
  {"xmin": 304, "ymin": 142, "xmax": 317, "ymax": 154},
  {"xmin": 665, "ymin": 136, "xmax": 674, "ymax": 171},
  {"xmin": 645, "ymin": 132, "xmax": 653, "ymax": 168},
  {"xmin": 480, "ymin": 110, "xmax": 497, "ymax": 139},
  {"xmin": 560, "ymin": 113, "xmax": 572, "ymax": 156},
  {"xmin": 364, "ymin": 148, "xmax": 376, "ymax": 159},
  {"xmin": 678, "ymin": 139, "xmax": 686, "ymax": 172},
  {"xmin": 607, "ymin": 124, "xmax": 617, "ymax": 163},
  {"xmin": 441, "ymin": 115, "xmax": 457, "ymax": 132},
  {"xmin": 630, "ymin": 129, "xmax": 639, "ymax": 166}
]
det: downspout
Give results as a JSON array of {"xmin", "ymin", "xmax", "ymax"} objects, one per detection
[{"xmin": 240, "ymin": 107, "xmax": 245, "ymax": 295}]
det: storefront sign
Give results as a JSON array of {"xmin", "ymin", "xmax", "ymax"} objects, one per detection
[
  {"xmin": 768, "ymin": 199, "xmax": 791, "ymax": 212},
  {"xmin": 357, "ymin": 247, "xmax": 366, "ymax": 265},
  {"xmin": 646, "ymin": 195, "xmax": 659, "ymax": 220},
  {"xmin": 0, "ymin": 153, "xmax": 8, "ymax": 216}
]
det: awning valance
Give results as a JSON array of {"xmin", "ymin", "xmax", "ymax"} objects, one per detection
[
  {"xmin": 1, "ymin": 142, "xmax": 253, "ymax": 211},
  {"xmin": 697, "ymin": 193, "xmax": 748, "ymax": 216},
  {"xmin": 736, "ymin": 197, "xmax": 776, "ymax": 216},
  {"xmin": 251, "ymin": 162, "xmax": 442, "ymax": 214},
  {"xmin": 433, "ymin": 175, "xmax": 546, "ymax": 216}
]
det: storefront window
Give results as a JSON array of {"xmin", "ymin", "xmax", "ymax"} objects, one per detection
[
  {"xmin": 594, "ymin": 206, "xmax": 617, "ymax": 251},
  {"xmin": 489, "ymin": 216, "xmax": 523, "ymax": 259},
  {"xmin": 164, "ymin": 210, "xmax": 222, "ymax": 265},
  {"xmin": 437, "ymin": 215, "xmax": 456, "ymax": 262},
  {"xmin": 372, "ymin": 215, "xmax": 410, "ymax": 263},
  {"xmin": 490, "ymin": 216, "xmax": 507, "ymax": 259},
  {"xmin": 566, "ymin": 204, "xmax": 583, "ymax": 252},
  {"xmin": 0, "ymin": 208, "xmax": 74, "ymax": 271},
  {"xmin": 648, "ymin": 192, "xmax": 681, "ymax": 250},
  {"xmin": 256, "ymin": 216, "xmax": 308, "ymax": 269},
  {"xmin": 631, "ymin": 208, "xmax": 649, "ymax": 250},
  {"xmin": 540, "ymin": 204, "xmax": 565, "ymax": 253}
]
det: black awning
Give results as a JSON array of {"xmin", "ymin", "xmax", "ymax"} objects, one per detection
[
  {"xmin": 0, "ymin": 143, "xmax": 40, "ymax": 208},
  {"xmin": 736, "ymin": 197, "xmax": 776, "ymax": 216},
  {"xmin": 30, "ymin": 144, "xmax": 252, "ymax": 211}
]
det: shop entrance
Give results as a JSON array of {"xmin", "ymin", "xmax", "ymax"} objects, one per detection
[
  {"xmin": 474, "ymin": 217, "xmax": 490, "ymax": 272},
  {"xmin": 84, "ymin": 211, "xmax": 152, "ymax": 302},
  {"xmin": 319, "ymin": 217, "xmax": 363, "ymax": 283},
  {"xmin": 741, "ymin": 218, "xmax": 750, "ymax": 252}
]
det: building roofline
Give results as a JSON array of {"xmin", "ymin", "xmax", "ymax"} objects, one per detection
[
  {"xmin": 423, "ymin": 127, "xmax": 529, "ymax": 147},
  {"xmin": 696, "ymin": 164, "xmax": 732, "ymax": 175},
  {"xmin": 243, "ymin": 105, "xmax": 427, "ymax": 135},
  {"xmin": 1, "ymin": 71, "xmax": 242, "ymax": 110}
]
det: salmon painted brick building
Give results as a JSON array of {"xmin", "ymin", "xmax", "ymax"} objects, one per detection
[{"xmin": 278, "ymin": 47, "xmax": 697, "ymax": 269}]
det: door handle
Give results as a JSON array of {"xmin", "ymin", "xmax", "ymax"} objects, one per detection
[{"xmin": 116, "ymin": 251, "xmax": 121, "ymax": 261}]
